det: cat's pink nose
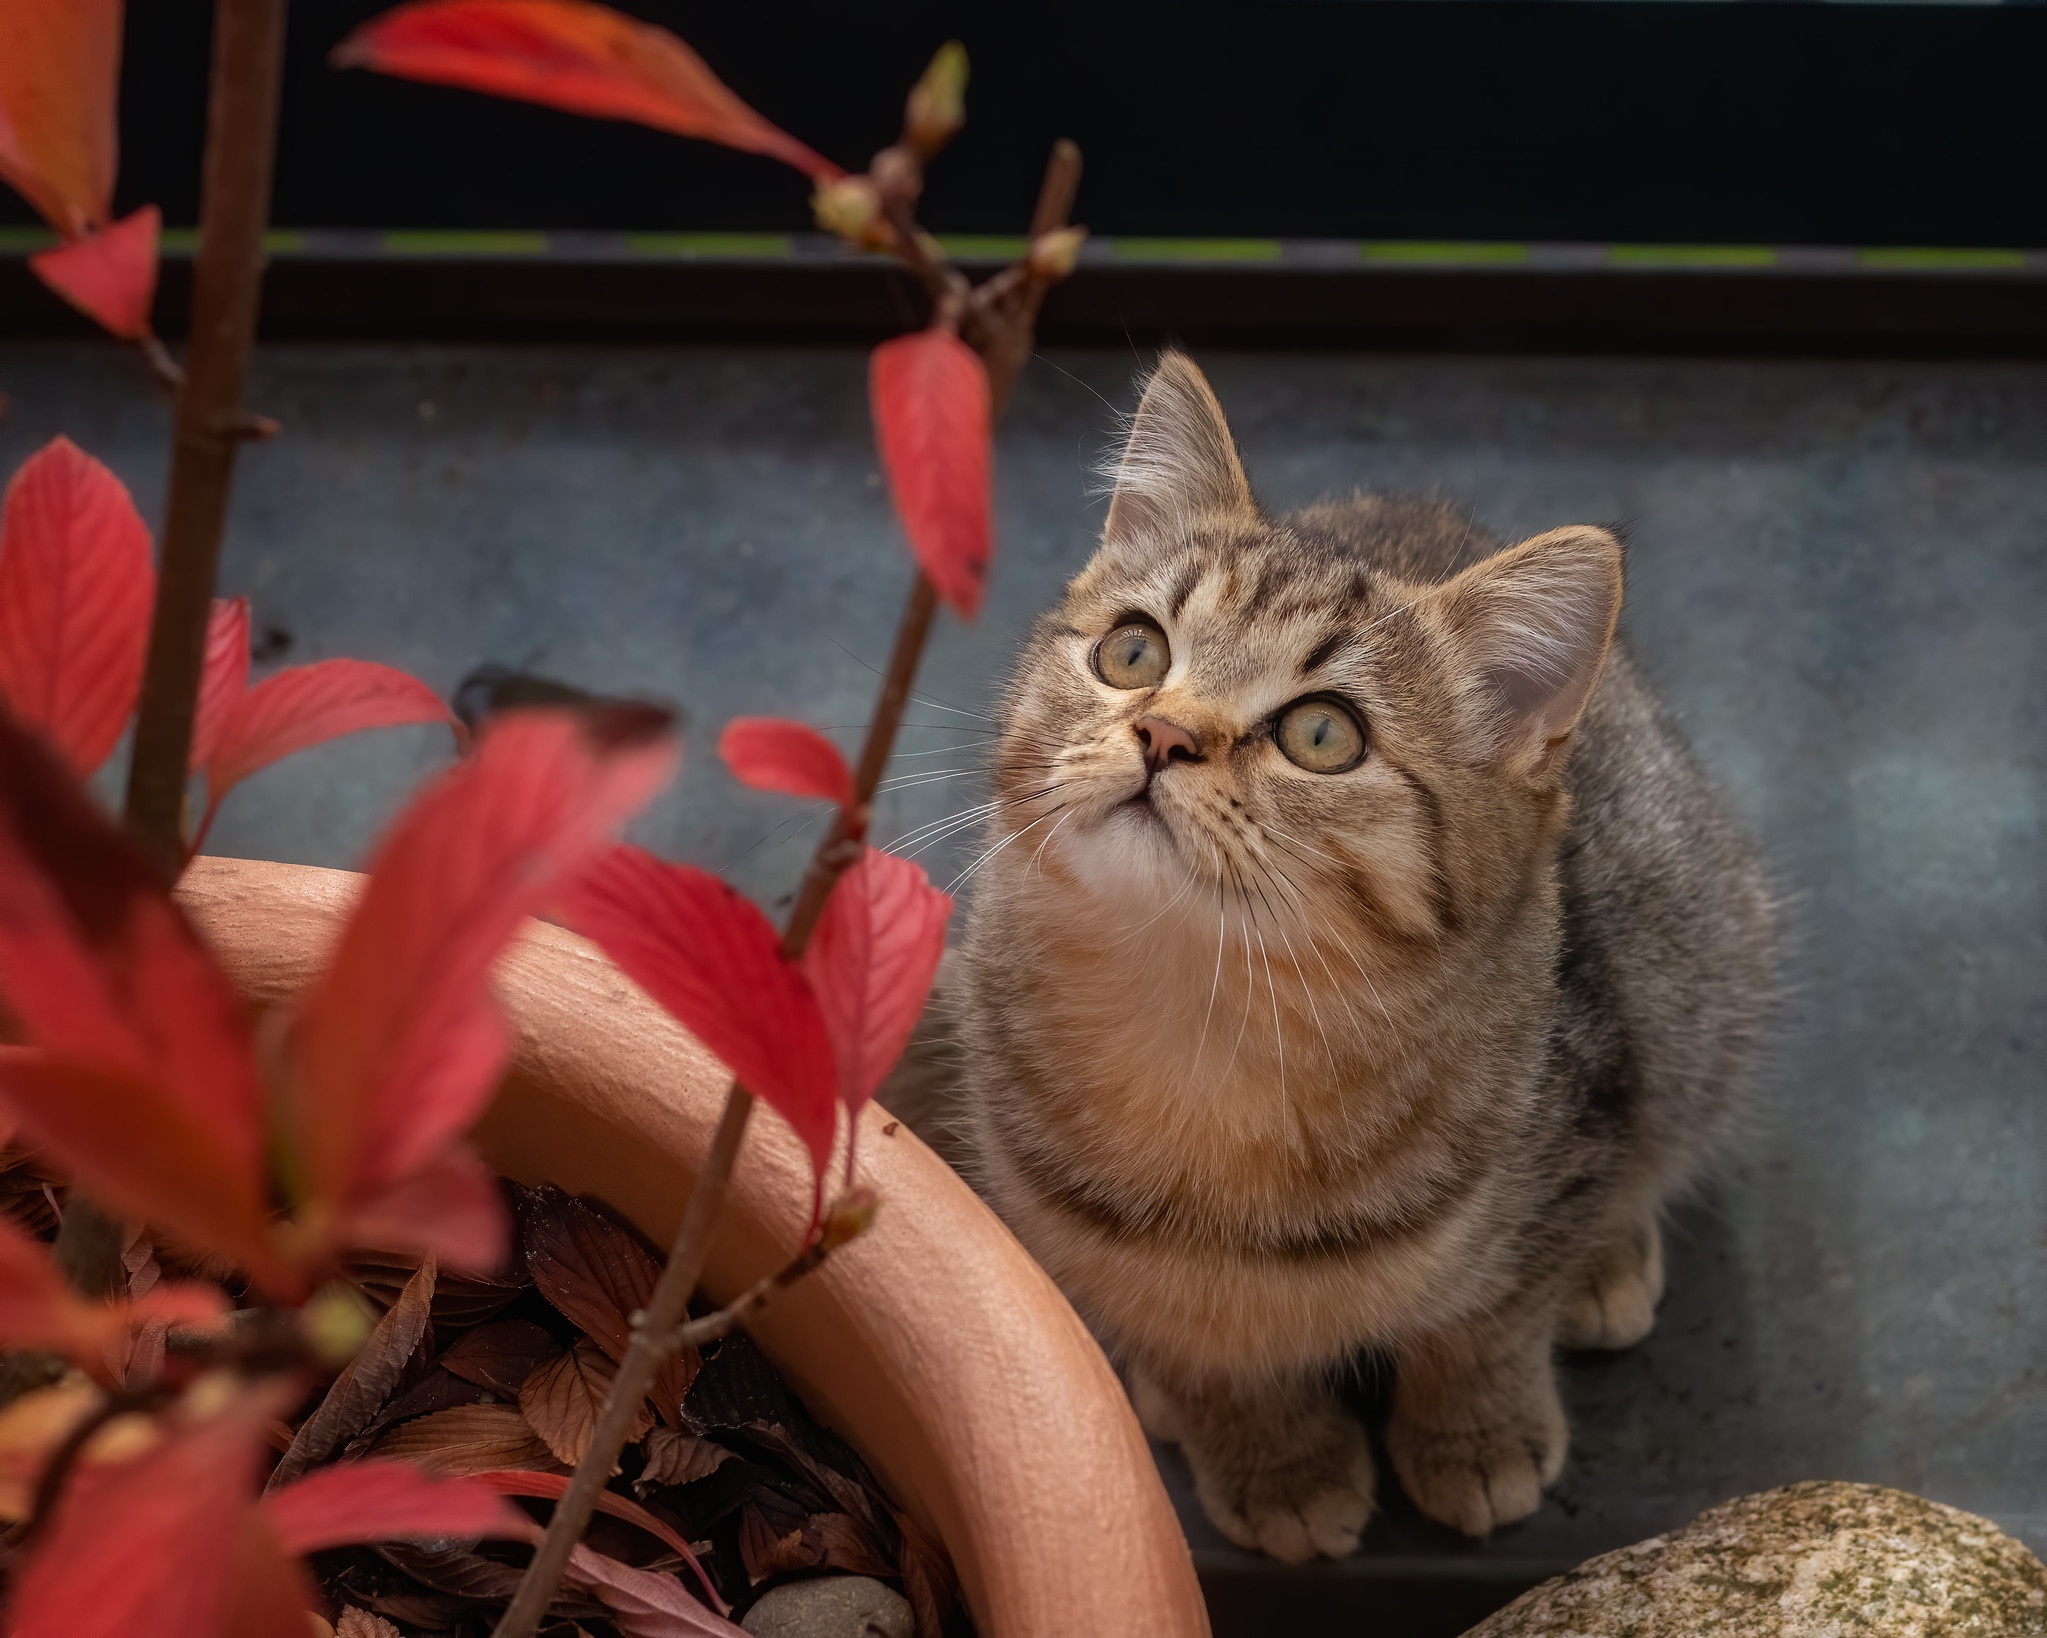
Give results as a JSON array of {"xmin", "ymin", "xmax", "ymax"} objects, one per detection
[{"xmin": 1134, "ymin": 715, "xmax": 1200, "ymax": 775}]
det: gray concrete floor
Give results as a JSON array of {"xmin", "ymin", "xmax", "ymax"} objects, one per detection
[{"xmin": 1, "ymin": 342, "xmax": 2041, "ymax": 1628}]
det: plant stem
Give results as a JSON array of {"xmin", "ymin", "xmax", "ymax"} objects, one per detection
[
  {"xmin": 123, "ymin": 0, "xmax": 289, "ymax": 883},
  {"xmin": 491, "ymin": 138, "xmax": 1080, "ymax": 1638}
]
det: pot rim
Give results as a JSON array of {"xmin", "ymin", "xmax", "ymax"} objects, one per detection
[{"xmin": 176, "ymin": 854, "xmax": 1209, "ymax": 1638}]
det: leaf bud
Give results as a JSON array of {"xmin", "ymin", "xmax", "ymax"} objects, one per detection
[
  {"xmin": 300, "ymin": 1281, "xmax": 376, "ymax": 1368},
  {"xmin": 819, "ymin": 1186, "xmax": 880, "ymax": 1253},
  {"xmin": 905, "ymin": 41, "xmax": 969, "ymax": 154},
  {"xmin": 1028, "ymin": 226, "xmax": 1089, "ymax": 279},
  {"xmin": 813, "ymin": 175, "xmax": 883, "ymax": 243}
]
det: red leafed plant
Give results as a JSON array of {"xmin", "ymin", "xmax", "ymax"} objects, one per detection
[
  {"xmin": 0, "ymin": 3, "xmax": 1077, "ymax": 1633},
  {"xmin": 0, "ymin": 700, "xmax": 687, "ymax": 1631},
  {"xmin": 0, "ymin": 0, "xmax": 164, "ymax": 346},
  {"xmin": 0, "ymin": 437, "xmax": 460, "ymax": 855}
]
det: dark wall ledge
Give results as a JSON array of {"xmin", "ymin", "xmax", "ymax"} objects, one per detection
[{"xmin": 4, "ymin": 232, "xmax": 2045, "ymax": 358}]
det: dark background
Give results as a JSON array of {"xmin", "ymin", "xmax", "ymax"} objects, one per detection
[{"xmin": 37, "ymin": 1, "xmax": 2047, "ymax": 248}]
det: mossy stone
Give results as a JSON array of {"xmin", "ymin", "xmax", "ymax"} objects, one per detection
[{"xmin": 1468, "ymin": 1482, "xmax": 2047, "ymax": 1637}]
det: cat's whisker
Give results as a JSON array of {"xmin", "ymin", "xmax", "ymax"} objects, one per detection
[
  {"xmin": 886, "ymin": 789, "xmax": 1045, "ymax": 856},
  {"xmin": 1221, "ymin": 860, "xmax": 1258, "ymax": 1086},
  {"xmin": 1246, "ymin": 852, "xmax": 1340, "ymax": 1078},
  {"xmin": 1190, "ymin": 862, "xmax": 1229, "ymax": 1077},
  {"xmin": 721, "ymin": 802, "xmax": 829, "ymax": 868},
  {"xmin": 1026, "ymin": 808, "xmax": 1077, "ymax": 882},
  {"xmin": 1104, "ymin": 852, "xmax": 1201, "ymax": 949},
  {"xmin": 894, "ymin": 806, "xmax": 1021, "ymax": 863},
  {"xmin": 948, "ymin": 805, "xmax": 1068, "ymax": 895},
  {"xmin": 874, "ymin": 767, "xmax": 984, "ymax": 792},
  {"xmin": 887, "ymin": 741, "xmax": 999, "ymax": 760}
]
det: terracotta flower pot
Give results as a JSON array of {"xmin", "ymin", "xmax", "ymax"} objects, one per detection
[{"xmin": 176, "ymin": 855, "xmax": 1209, "ymax": 1638}]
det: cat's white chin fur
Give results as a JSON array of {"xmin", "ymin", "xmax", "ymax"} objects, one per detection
[{"xmin": 1052, "ymin": 799, "xmax": 1195, "ymax": 900}]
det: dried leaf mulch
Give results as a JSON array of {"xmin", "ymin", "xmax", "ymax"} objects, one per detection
[{"xmin": 295, "ymin": 1182, "xmax": 964, "ymax": 1638}]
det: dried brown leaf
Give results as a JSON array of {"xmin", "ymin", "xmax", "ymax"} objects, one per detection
[
  {"xmin": 374, "ymin": 1541, "xmax": 526, "ymax": 1602},
  {"xmin": 362, "ymin": 1585, "xmax": 469, "ymax": 1628},
  {"xmin": 272, "ymin": 1255, "xmax": 438, "ymax": 1489},
  {"xmin": 737, "ymin": 1503, "xmax": 819, "ymax": 1585},
  {"xmin": 892, "ymin": 1500, "xmax": 960, "ymax": 1638},
  {"xmin": 803, "ymin": 1509, "xmax": 896, "ymax": 1579},
  {"xmin": 440, "ymin": 1316, "xmax": 562, "ymax": 1398},
  {"xmin": 520, "ymin": 1339, "xmax": 652, "ymax": 1469},
  {"xmin": 335, "ymin": 1610, "xmax": 403, "ymax": 1638},
  {"xmin": 637, "ymin": 1426, "xmax": 735, "ymax": 1490},
  {"xmin": 347, "ymin": 1246, "xmax": 525, "ymax": 1327},
  {"xmin": 368, "ymin": 1402, "xmax": 559, "ymax": 1476},
  {"xmin": 343, "ymin": 1366, "xmax": 484, "ymax": 1460},
  {"xmin": 517, "ymin": 1185, "xmax": 694, "ymax": 1421},
  {"xmin": 120, "ymin": 1226, "xmax": 160, "ymax": 1297}
]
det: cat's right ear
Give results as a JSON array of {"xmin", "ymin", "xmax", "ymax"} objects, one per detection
[{"xmin": 1101, "ymin": 351, "xmax": 1257, "ymax": 547}]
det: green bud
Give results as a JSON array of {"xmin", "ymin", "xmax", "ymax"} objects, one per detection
[
  {"xmin": 1028, "ymin": 225, "xmax": 1088, "ymax": 279},
  {"xmin": 301, "ymin": 1281, "xmax": 375, "ymax": 1368},
  {"xmin": 905, "ymin": 42, "xmax": 968, "ymax": 154},
  {"xmin": 819, "ymin": 1186, "xmax": 880, "ymax": 1253},
  {"xmin": 813, "ymin": 175, "xmax": 883, "ymax": 242}
]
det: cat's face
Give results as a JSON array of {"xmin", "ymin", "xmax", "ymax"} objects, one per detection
[{"xmin": 986, "ymin": 354, "xmax": 1622, "ymax": 960}]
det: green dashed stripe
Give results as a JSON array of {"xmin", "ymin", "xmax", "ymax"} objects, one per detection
[
  {"xmin": 0, "ymin": 228, "xmax": 2039, "ymax": 273},
  {"xmin": 625, "ymin": 231, "xmax": 793, "ymax": 258},
  {"xmin": 1856, "ymin": 247, "xmax": 2027, "ymax": 271},
  {"xmin": 1112, "ymin": 237, "xmax": 1282, "ymax": 263},
  {"xmin": 1608, "ymin": 244, "xmax": 1778, "ymax": 268},
  {"xmin": 381, "ymin": 230, "xmax": 550, "ymax": 256},
  {"xmin": 1362, "ymin": 241, "xmax": 1529, "ymax": 266},
  {"xmin": 935, "ymin": 235, "xmax": 1031, "ymax": 261}
]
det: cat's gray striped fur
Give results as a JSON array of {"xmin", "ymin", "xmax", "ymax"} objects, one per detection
[{"xmin": 928, "ymin": 354, "xmax": 1775, "ymax": 1558}]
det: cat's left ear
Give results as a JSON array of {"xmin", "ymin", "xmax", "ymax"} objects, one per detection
[{"xmin": 1428, "ymin": 526, "xmax": 1624, "ymax": 774}]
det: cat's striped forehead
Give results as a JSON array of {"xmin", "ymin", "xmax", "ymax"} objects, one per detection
[{"xmin": 1066, "ymin": 525, "xmax": 1402, "ymax": 714}]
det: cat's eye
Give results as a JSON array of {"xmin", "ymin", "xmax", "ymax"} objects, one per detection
[
  {"xmin": 1275, "ymin": 697, "xmax": 1366, "ymax": 773},
  {"xmin": 1093, "ymin": 619, "xmax": 1171, "ymax": 689}
]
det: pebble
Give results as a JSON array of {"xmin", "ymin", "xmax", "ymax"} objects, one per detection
[{"xmin": 741, "ymin": 1575, "xmax": 916, "ymax": 1638}]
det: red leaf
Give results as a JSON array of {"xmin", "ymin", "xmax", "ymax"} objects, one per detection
[
  {"xmin": 189, "ymin": 595, "xmax": 251, "ymax": 774},
  {"xmin": 557, "ymin": 846, "xmax": 838, "ymax": 1181},
  {"xmin": 338, "ymin": 1141, "xmax": 509, "ymax": 1274},
  {"xmin": 870, "ymin": 329, "xmax": 993, "ymax": 619},
  {"xmin": 261, "ymin": 1460, "xmax": 524, "ymax": 1556},
  {"xmin": 803, "ymin": 847, "xmax": 952, "ymax": 1114},
  {"xmin": 719, "ymin": 717, "xmax": 856, "ymax": 812},
  {"xmin": 220, "ymin": 1516, "xmax": 319, "ymax": 1638},
  {"xmin": 205, "ymin": 657, "xmax": 457, "ymax": 802},
  {"xmin": 28, "ymin": 205, "xmax": 160, "ymax": 340},
  {"xmin": 0, "ymin": 0, "xmax": 121, "ymax": 237},
  {"xmin": 0, "ymin": 716, "xmax": 284, "ymax": 1287},
  {"xmin": 468, "ymin": 1470, "xmax": 723, "ymax": 1610},
  {"xmin": 334, "ymin": 0, "xmax": 841, "ymax": 182},
  {"xmin": 8, "ymin": 1389, "xmax": 278, "ymax": 1638},
  {"xmin": 0, "ymin": 437, "xmax": 155, "ymax": 776},
  {"xmin": 562, "ymin": 1543, "xmax": 749, "ymax": 1638},
  {"xmin": 0, "ymin": 1211, "xmax": 222, "ymax": 1370},
  {"xmin": 290, "ymin": 706, "xmax": 676, "ymax": 1228},
  {"xmin": 0, "ymin": 1055, "xmax": 290, "ymax": 1295}
]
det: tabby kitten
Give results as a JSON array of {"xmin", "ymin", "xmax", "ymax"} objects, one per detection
[{"xmin": 951, "ymin": 354, "xmax": 1774, "ymax": 1559}]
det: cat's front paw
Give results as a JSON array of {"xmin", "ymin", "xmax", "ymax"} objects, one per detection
[
  {"xmin": 1387, "ymin": 1377, "xmax": 1566, "ymax": 1537},
  {"xmin": 1187, "ymin": 1414, "xmax": 1377, "ymax": 1564},
  {"xmin": 1558, "ymin": 1215, "xmax": 1665, "ymax": 1352}
]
